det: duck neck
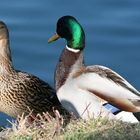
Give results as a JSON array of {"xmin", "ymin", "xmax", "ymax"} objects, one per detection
[
  {"xmin": 0, "ymin": 39, "xmax": 13, "ymax": 74},
  {"xmin": 55, "ymin": 19, "xmax": 86, "ymax": 91},
  {"xmin": 55, "ymin": 46, "xmax": 85, "ymax": 91}
]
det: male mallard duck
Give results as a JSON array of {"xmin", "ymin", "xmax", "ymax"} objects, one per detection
[
  {"xmin": 0, "ymin": 21, "xmax": 65, "ymax": 118},
  {"xmin": 48, "ymin": 16, "xmax": 140, "ymax": 122}
]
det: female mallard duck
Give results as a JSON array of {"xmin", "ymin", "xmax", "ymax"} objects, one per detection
[
  {"xmin": 48, "ymin": 16, "xmax": 140, "ymax": 122},
  {"xmin": 0, "ymin": 21, "xmax": 66, "ymax": 119}
]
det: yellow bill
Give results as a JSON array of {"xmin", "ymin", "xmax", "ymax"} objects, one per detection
[{"xmin": 48, "ymin": 33, "xmax": 61, "ymax": 43}]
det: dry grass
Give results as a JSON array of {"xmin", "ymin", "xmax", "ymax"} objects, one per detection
[{"xmin": 0, "ymin": 111, "xmax": 140, "ymax": 140}]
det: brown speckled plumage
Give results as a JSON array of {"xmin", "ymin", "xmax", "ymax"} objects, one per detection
[{"xmin": 0, "ymin": 21, "xmax": 65, "ymax": 118}]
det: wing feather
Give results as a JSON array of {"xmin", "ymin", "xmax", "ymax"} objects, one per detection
[{"xmin": 73, "ymin": 65, "xmax": 140, "ymax": 112}]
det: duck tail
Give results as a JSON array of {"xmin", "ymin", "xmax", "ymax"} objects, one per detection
[{"xmin": 133, "ymin": 112, "xmax": 140, "ymax": 121}]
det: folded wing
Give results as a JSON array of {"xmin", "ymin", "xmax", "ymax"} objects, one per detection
[{"xmin": 74, "ymin": 65, "xmax": 140, "ymax": 112}]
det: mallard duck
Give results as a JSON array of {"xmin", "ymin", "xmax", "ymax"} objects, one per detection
[
  {"xmin": 0, "ymin": 21, "xmax": 66, "ymax": 119},
  {"xmin": 48, "ymin": 16, "xmax": 140, "ymax": 122}
]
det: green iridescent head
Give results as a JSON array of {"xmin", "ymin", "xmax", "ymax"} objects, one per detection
[{"xmin": 48, "ymin": 16, "xmax": 85, "ymax": 50}]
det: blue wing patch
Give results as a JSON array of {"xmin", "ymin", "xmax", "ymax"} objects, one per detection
[{"xmin": 103, "ymin": 103, "xmax": 121, "ymax": 115}]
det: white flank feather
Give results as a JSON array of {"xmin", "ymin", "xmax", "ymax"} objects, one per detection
[{"xmin": 77, "ymin": 69, "xmax": 140, "ymax": 100}]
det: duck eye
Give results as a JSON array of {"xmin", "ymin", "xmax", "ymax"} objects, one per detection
[{"xmin": 0, "ymin": 26, "xmax": 4, "ymax": 29}]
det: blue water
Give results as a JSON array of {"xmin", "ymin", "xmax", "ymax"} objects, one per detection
[{"xmin": 0, "ymin": 0, "xmax": 140, "ymax": 126}]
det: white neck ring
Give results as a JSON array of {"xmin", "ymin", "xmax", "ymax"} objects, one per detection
[{"xmin": 66, "ymin": 45, "xmax": 80, "ymax": 53}]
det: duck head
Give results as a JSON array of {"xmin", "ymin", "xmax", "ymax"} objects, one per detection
[
  {"xmin": 0, "ymin": 21, "xmax": 9, "ymax": 40},
  {"xmin": 48, "ymin": 16, "xmax": 85, "ymax": 51},
  {"xmin": 0, "ymin": 21, "xmax": 12, "ymax": 64}
]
